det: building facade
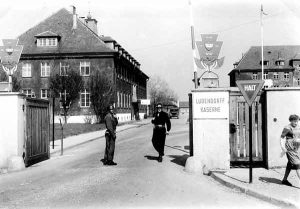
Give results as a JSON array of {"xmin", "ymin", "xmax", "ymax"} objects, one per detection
[
  {"xmin": 12, "ymin": 8, "xmax": 148, "ymax": 123},
  {"xmin": 228, "ymin": 45, "xmax": 300, "ymax": 87}
]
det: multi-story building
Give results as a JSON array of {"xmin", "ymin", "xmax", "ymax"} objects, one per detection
[
  {"xmin": 13, "ymin": 7, "xmax": 148, "ymax": 122},
  {"xmin": 228, "ymin": 45, "xmax": 300, "ymax": 87}
]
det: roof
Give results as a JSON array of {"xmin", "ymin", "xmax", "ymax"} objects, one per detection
[
  {"xmin": 35, "ymin": 31, "xmax": 60, "ymax": 37},
  {"xmin": 231, "ymin": 45, "xmax": 300, "ymax": 73},
  {"xmin": 18, "ymin": 8, "xmax": 115, "ymax": 55},
  {"xmin": 179, "ymin": 101, "xmax": 189, "ymax": 108}
]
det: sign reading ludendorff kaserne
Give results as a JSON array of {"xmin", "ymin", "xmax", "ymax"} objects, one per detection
[{"xmin": 193, "ymin": 92, "xmax": 229, "ymax": 119}]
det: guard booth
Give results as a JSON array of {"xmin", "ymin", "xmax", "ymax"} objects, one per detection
[{"xmin": 188, "ymin": 87, "xmax": 267, "ymax": 171}]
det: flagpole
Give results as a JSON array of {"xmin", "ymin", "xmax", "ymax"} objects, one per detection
[
  {"xmin": 189, "ymin": 0, "xmax": 198, "ymax": 88},
  {"xmin": 261, "ymin": 5, "xmax": 264, "ymax": 81}
]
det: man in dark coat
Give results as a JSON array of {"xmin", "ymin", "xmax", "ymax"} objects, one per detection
[
  {"xmin": 103, "ymin": 105, "xmax": 118, "ymax": 166},
  {"xmin": 151, "ymin": 103, "xmax": 171, "ymax": 162}
]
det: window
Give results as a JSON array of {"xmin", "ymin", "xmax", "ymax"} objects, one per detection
[
  {"xmin": 80, "ymin": 61, "xmax": 90, "ymax": 76},
  {"xmin": 117, "ymin": 92, "xmax": 120, "ymax": 107},
  {"xmin": 252, "ymin": 73, "xmax": 258, "ymax": 80},
  {"xmin": 260, "ymin": 60, "xmax": 269, "ymax": 66},
  {"xmin": 22, "ymin": 63, "xmax": 32, "ymax": 77},
  {"xmin": 37, "ymin": 38, "xmax": 57, "ymax": 47},
  {"xmin": 41, "ymin": 62, "xmax": 50, "ymax": 77},
  {"xmin": 60, "ymin": 62, "xmax": 69, "ymax": 76},
  {"xmin": 59, "ymin": 90, "xmax": 69, "ymax": 108},
  {"xmin": 80, "ymin": 89, "xmax": 90, "ymax": 107},
  {"xmin": 263, "ymin": 73, "xmax": 268, "ymax": 80},
  {"xmin": 276, "ymin": 61, "xmax": 284, "ymax": 66},
  {"xmin": 273, "ymin": 72, "xmax": 279, "ymax": 79},
  {"xmin": 41, "ymin": 89, "xmax": 49, "ymax": 99},
  {"xmin": 297, "ymin": 78, "xmax": 300, "ymax": 86},
  {"xmin": 22, "ymin": 89, "xmax": 34, "ymax": 98},
  {"xmin": 120, "ymin": 92, "xmax": 123, "ymax": 107},
  {"xmin": 284, "ymin": 72, "xmax": 289, "ymax": 81}
]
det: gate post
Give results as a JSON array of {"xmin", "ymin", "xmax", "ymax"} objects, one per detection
[
  {"xmin": 185, "ymin": 88, "xmax": 230, "ymax": 173},
  {"xmin": 188, "ymin": 93, "xmax": 193, "ymax": 156}
]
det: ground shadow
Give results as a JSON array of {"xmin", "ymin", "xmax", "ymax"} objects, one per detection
[
  {"xmin": 259, "ymin": 177, "xmax": 282, "ymax": 185},
  {"xmin": 259, "ymin": 177, "xmax": 300, "ymax": 189},
  {"xmin": 184, "ymin": 145, "xmax": 190, "ymax": 150},
  {"xmin": 168, "ymin": 154, "xmax": 189, "ymax": 167},
  {"xmin": 144, "ymin": 155, "xmax": 158, "ymax": 161}
]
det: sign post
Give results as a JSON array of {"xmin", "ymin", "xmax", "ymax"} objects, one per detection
[{"xmin": 236, "ymin": 80, "xmax": 264, "ymax": 183}]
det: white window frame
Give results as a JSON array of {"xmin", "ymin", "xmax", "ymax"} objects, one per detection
[
  {"xmin": 120, "ymin": 92, "xmax": 123, "ymax": 107},
  {"xmin": 80, "ymin": 89, "xmax": 90, "ymax": 107},
  {"xmin": 22, "ymin": 89, "xmax": 33, "ymax": 98},
  {"xmin": 22, "ymin": 63, "xmax": 32, "ymax": 77},
  {"xmin": 80, "ymin": 61, "xmax": 90, "ymax": 76},
  {"xmin": 273, "ymin": 72, "xmax": 279, "ymax": 79},
  {"xmin": 41, "ymin": 62, "xmax": 50, "ymax": 77},
  {"xmin": 284, "ymin": 72, "xmax": 289, "ymax": 81},
  {"xmin": 263, "ymin": 72, "xmax": 268, "ymax": 80},
  {"xmin": 252, "ymin": 73, "xmax": 258, "ymax": 80},
  {"xmin": 60, "ymin": 62, "xmax": 69, "ymax": 76},
  {"xmin": 59, "ymin": 90, "xmax": 69, "ymax": 108},
  {"xmin": 41, "ymin": 89, "xmax": 49, "ymax": 99},
  {"xmin": 37, "ymin": 38, "xmax": 57, "ymax": 47}
]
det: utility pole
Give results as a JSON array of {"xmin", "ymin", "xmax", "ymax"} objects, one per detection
[{"xmin": 260, "ymin": 5, "xmax": 267, "ymax": 80}]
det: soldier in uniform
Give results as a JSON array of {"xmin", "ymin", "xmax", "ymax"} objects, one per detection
[
  {"xmin": 151, "ymin": 103, "xmax": 171, "ymax": 162},
  {"xmin": 102, "ymin": 105, "xmax": 118, "ymax": 166}
]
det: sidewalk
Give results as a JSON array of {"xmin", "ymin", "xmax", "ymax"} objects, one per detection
[
  {"xmin": 50, "ymin": 118, "xmax": 152, "ymax": 155},
  {"xmin": 210, "ymin": 168, "xmax": 300, "ymax": 208}
]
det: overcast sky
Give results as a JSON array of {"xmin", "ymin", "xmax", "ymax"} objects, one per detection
[{"xmin": 0, "ymin": 0, "xmax": 299, "ymax": 101}]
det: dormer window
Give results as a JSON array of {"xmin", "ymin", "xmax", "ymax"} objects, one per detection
[
  {"xmin": 35, "ymin": 31, "xmax": 60, "ymax": 47},
  {"xmin": 37, "ymin": 38, "xmax": 57, "ymax": 47},
  {"xmin": 275, "ymin": 60, "xmax": 284, "ymax": 66},
  {"xmin": 260, "ymin": 60, "xmax": 269, "ymax": 66}
]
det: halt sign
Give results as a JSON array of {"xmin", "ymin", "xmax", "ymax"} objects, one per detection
[{"xmin": 236, "ymin": 80, "xmax": 264, "ymax": 106}]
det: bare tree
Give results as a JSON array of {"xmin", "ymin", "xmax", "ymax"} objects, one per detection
[
  {"xmin": 89, "ymin": 71, "xmax": 115, "ymax": 123},
  {"xmin": 148, "ymin": 75, "xmax": 178, "ymax": 112},
  {"xmin": 49, "ymin": 68, "xmax": 84, "ymax": 123}
]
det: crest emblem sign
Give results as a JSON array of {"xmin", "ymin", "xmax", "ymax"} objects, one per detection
[{"xmin": 194, "ymin": 34, "xmax": 224, "ymax": 88}]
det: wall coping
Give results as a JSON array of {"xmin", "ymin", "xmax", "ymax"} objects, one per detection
[{"xmin": 0, "ymin": 92, "xmax": 26, "ymax": 97}]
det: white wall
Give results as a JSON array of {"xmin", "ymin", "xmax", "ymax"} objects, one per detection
[
  {"xmin": 266, "ymin": 88, "xmax": 300, "ymax": 168},
  {"xmin": 0, "ymin": 93, "xmax": 25, "ymax": 168}
]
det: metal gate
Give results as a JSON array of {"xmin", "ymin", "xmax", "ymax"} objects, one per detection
[
  {"xmin": 229, "ymin": 90, "xmax": 266, "ymax": 167},
  {"xmin": 24, "ymin": 98, "xmax": 50, "ymax": 166}
]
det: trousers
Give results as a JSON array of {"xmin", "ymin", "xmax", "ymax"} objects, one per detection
[
  {"xmin": 152, "ymin": 127, "xmax": 166, "ymax": 156},
  {"xmin": 104, "ymin": 132, "xmax": 116, "ymax": 162}
]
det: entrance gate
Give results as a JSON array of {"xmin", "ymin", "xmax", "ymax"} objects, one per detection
[
  {"xmin": 24, "ymin": 98, "xmax": 50, "ymax": 166},
  {"xmin": 229, "ymin": 90, "xmax": 266, "ymax": 167}
]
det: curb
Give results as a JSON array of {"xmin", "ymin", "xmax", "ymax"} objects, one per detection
[
  {"xmin": 50, "ymin": 122, "xmax": 150, "ymax": 155},
  {"xmin": 210, "ymin": 172, "xmax": 298, "ymax": 209}
]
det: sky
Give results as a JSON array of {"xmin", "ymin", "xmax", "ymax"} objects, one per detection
[{"xmin": 0, "ymin": 0, "xmax": 299, "ymax": 101}]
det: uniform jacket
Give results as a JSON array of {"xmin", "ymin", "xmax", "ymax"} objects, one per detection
[
  {"xmin": 104, "ymin": 112, "xmax": 118, "ymax": 137},
  {"xmin": 151, "ymin": 111, "xmax": 171, "ymax": 132}
]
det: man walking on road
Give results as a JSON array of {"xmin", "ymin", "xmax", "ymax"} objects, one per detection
[
  {"xmin": 102, "ymin": 105, "xmax": 118, "ymax": 166},
  {"xmin": 151, "ymin": 103, "xmax": 171, "ymax": 162}
]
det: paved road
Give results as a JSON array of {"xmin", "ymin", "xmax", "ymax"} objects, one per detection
[{"xmin": 0, "ymin": 116, "xmax": 280, "ymax": 209}]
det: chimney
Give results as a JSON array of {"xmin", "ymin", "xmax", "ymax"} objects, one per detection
[
  {"xmin": 85, "ymin": 12, "xmax": 98, "ymax": 35},
  {"xmin": 72, "ymin": 6, "xmax": 77, "ymax": 30}
]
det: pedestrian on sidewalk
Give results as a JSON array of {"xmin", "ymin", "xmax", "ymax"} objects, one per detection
[
  {"xmin": 102, "ymin": 105, "xmax": 118, "ymax": 166},
  {"xmin": 280, "ymin": 114, "xmax": 300, "ymax": 186},
  {"xmin": 151, "ymin": 103, "xmax": 171, "ymax": 162}
]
